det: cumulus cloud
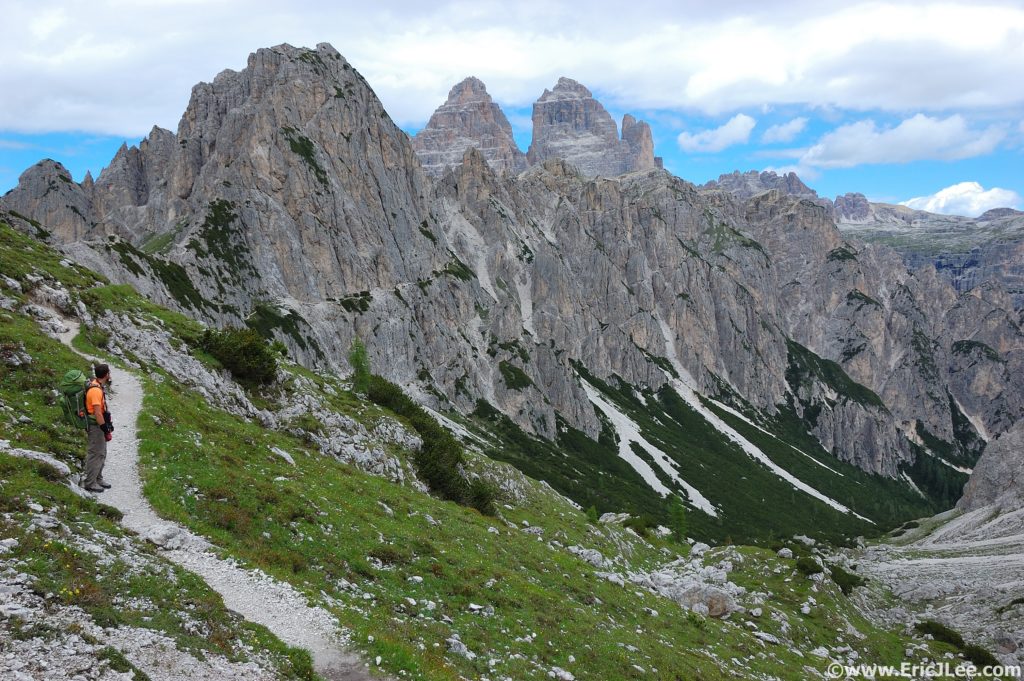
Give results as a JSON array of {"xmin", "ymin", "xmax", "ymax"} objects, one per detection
[
  {"xmin": 761, "ymin": 117, "xmax": 807, "ymax": 144},
  {"xmin": 901, "ymin": 182, "xmax": 1022, "ymax": 217},
  {"xmin": 0, "ymin": 1, "xmax": 1023, "ymax": 134},
  {"xmin": 677, "ymin": 114, "xmax": 756, "ymax": 153},
  {"xmin": 797, "ymin": 114, "xmax": 1004, "ymax": 169}
]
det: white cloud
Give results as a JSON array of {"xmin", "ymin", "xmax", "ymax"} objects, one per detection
[
  {"xmin": 901, "ymin": 182, "xmax": 1022, "ymax": 217},
  {"xmin": 677, "ymin": 114, "xmax": 756, "ymax": 153},
  {"xmin": 0, "ymin": 1, "xmax": 1022, "ymax": 134},
  {"xmin": 761, "ymin": 117, "xmax": 807, "ymax": 143},
  {"xmin": 797, "ymin": 114, "xmax": 1004, "ymax": 169}
]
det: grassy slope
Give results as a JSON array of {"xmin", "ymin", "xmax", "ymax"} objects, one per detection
[
  {"xmin": 0, "ymin": 219, "xmax": 962, "ymax": 679},
  {"xmin": 0, "ymin": 221, "xmax": 313, "ymax": 678}
]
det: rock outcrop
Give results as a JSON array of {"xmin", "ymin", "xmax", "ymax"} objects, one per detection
[
  {"xmin": 526, "ymin": 77, "xmax": 658, "ymax": 177},
  {"xmin": 958, "ymin": 421, "xmax": 1024, "ymax": 512},
  {"xmin": 706, "ymin": 176, "xmax": 1024, "ymax": 310},
  {"xmin": 2, "ymin": 160, "xmax": 94, "ymax": 242},
  {"xmin": 412, "ymin": 77, "xmax": 527, "ymax": 177}
]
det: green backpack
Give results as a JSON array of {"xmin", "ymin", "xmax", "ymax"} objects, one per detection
[{"xmin": 59, "ymin": 369, "xmax": 93, "ymax": 429}]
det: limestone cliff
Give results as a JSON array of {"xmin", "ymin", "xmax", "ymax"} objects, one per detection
[{"xmin": 958, "ymin": 421, "xmax": 1024, "ymax": 513}]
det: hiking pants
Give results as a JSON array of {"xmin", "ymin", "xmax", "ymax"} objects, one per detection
[{"xmin": 83, "ymin": 426, "xmax": 107, "ymax": 487}]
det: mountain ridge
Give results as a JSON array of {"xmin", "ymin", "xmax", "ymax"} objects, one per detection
[{"xmin": 2, "ymin": 42, "xmax": 1022, "ymax": 540}]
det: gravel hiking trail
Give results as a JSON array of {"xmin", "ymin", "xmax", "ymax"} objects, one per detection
[{"xmin": 59, "ymin": 319, "xmax": 382, "ymax": 681}]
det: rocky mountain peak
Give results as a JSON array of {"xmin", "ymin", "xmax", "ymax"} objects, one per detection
[
  {"xmin": 527, "ymin": 76, "xmax": 657, "ymax": 177},
  {"xmin": 412, "ymin": 76, "xmax": 527, "ymax": 177},
  {"xmin": 978, "ymin": 207, "xmax": 1024, "ymax": 221},
  {"xmin": 1, "ymin": 159, "xmax": 93, "ymax": 241},
  {"xmin": 447, "ymin": 76, "xmax": 489, "ymax": 103},
  {"xmin": 546, "ymin": 76, "xmax": 594, "ymax": 99},
  {"xmin": 832, "ymin": 192, "xmax": 871, "ymax": 222},
  {"xmin": 703, "ymin": 170, "xmax": 819, "ymax": 201}
]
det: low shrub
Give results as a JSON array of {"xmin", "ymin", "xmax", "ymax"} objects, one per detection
[
  {"xmin": 199, "ymin": 327, "xmax": 277, "ymax": 385},
  {"xmin": 914, "ymin": 620, "xmax": 965, "ymax": 648},
  {"xmin": 914, "ymin": 621, "xmax": 1000, "ymax": 668},
  {"xmin": 367, "ymin": 374, "xmax": 496, "ymax": 515},
  {"xmin": 829, "ymin": 564, "xmax": 866, "ymax": 595},
  {"xmin": 961, "ymin": 644, "xmax": 1000, "ymax": 668},
  {"xmin": 795, "ymin": 556, "xmax": 823, "ymax": 576},
  {"xmin": 623, "ymin": 514, "xmax": 657, "ymax": 537}
]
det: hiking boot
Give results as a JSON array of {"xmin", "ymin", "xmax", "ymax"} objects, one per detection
[
  {"xmin": 99, "ymin": 481, "xmax": 112, "ymax": 489},
  {"xmin": 84, "ymin": 485, "xmax": 105, "ymax": 493}
]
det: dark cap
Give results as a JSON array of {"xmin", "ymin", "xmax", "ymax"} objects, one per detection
[{"xmin": 94, "ymin": 364, "xmax": 110, "ymax": 379}]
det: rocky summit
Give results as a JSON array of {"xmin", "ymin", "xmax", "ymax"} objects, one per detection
[
  {"xmin": 414, "ymin": 75, "xmax": 661, "ymax": 179},
  {"xmin": 412, "ymin": 77, "xmax": 527, "ymax": 177},
  {"xmin": 527, "ymin": 77, "xmax": 659, "ymax": 177}
]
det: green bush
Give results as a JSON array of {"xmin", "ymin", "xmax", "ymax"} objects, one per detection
[
  {"xmin": 914, "ymin": 621, "xmax": 999, "ymax": 668},
  {"xmin": 828, "ymin": 564, "xmax": 866, "ymax": 595},
  {"xmin": 961, "ymin": 644, "xmax": 1000, "ymax": 668},
  {"xmin": 200, "ymin": 327, "xmax": 278, "ymax": 385},
  {"xmin": 914, "ymin": 620, "xmax": 965, "ymax": 648},
  {"xmin": 623, "ymin": 514, "xmax": 657, "ymax": 537},
  {"xmin": 367, "ymin": 374, "xmax": 496, "ymax": 515},
  {"xmin": 795, "ymin": 556, "xmax": 823, "ymax": 576},
  {"xmin": 669, "ymin": 498, "xmax": 688, "ymax": 542},
  {"xmin": 348, "ymin": 337, "xmax": 370, "ymax": 394}
]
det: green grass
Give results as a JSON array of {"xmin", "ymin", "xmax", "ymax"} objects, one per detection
[
  {"xmin": 104, "ymin": 238, "xmax": 207, "ymax": 311},
  {"xmin": 827, "ymin": 246, "xmax": 858, "ymax": 262},
  {"xmin": 0, "ymin": 221, "xmax": 100, "ymax": 290},
  {"xmin": 951, "ymin": 339, "xmax": 1003, "ymax": 363},
  {"xmin": 0, "ymin": 312, "xmax": 92, "ymax": 463},
  {"xmin": 247, "ymin": 302, "xmax": 323, "ymax": 358},
  {"xmin": 0, "ymin": 454, "xmax": 314, "ymax": 680},
  {"xmin": 281, "ymin": 126, "xmax": 329, "ymax": 186}
]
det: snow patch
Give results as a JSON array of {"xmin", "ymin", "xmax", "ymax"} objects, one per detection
[
  {"xmin": 937, "ymin": 457, "xmax": 973, "ymax": 475},
  {"xmin": 707, "ymin": 398, "xmax": 844, "ymax": 476},
  {"xmin": 951, "ymin": 394, "xmax": 990, "ymax": 442},
  {"xmin": 580, "ymin": 378, "xmax": 718, "ymax": 516},
  {"xmin": 900, "ymin": 472, "xmax": 927, "ymax": 499}
]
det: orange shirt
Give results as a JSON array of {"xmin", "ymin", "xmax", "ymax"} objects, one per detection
[{"xmin": 85, "ymin": 381, "xmax": 106, "ymax": 419}]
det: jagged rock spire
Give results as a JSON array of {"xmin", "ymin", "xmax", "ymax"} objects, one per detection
[
  {"xmin": 527, "ymin": 77, "xmax": 657, "ymax": 177},
  {"xmin": 412, "ymin": 77, "xmax": 527, "ymax": 177}
]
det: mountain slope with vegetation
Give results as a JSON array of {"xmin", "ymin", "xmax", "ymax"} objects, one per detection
[
  {"xmin": 0, "ymin": 216, "xmax": 1003, "ymax": 680},
  {"xmin": 3, "ymin": 44, "xmax": 1022, "ymax": 546}
]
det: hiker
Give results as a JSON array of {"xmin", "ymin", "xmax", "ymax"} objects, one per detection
[{"xmin": 82, "ymin": 363, "xmax": 114, "ymax": 493}]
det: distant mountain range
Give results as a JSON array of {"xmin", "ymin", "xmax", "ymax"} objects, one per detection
[{"xmin": 703, "ymin": 170, "xmax": 1024, "ymax": 310}]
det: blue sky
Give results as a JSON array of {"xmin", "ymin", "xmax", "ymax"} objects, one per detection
[{"xmin": 2, "ymin": 1, "xmax": 1022, "ymax": 216}]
